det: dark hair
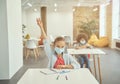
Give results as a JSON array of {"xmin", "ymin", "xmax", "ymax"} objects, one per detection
[
  {"xmin": 76, "ymin": 33, "xmax": 88, "ymax": 42},
  {"xmin": 54, "ymin": 36, "xmax": 65, "ymax": 44}
]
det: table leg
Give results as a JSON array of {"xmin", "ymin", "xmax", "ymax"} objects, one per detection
[
  {"xmin": 35, "ymin": 48, "xmax": 39, "ymax": 57},
  {"xmin": 33, "ymin": 49, "xmax": 37, "ymax": 60},
  {"xmin": 24, "ymin": 47, "xmax": 27, "ymax": 57},
  {"xmin": 26, "ymin": 49, "xmax": 30, "ymax": 60},
  {"xmin": 98, "ymin": 55, "xmax": 102, "ymax": 84},
  {"xmin": 93, "ymin": 55, "xmax": 97, "ymax": 79}
]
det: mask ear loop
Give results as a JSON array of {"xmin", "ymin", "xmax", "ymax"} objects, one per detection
[{"xmin": 50, "ymin": 54, "xmax": 53, "ymax": 68}]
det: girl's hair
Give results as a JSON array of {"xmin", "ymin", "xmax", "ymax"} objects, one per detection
[
  {"xmin": 54, "ymin": 36, "xmax": 65, "ymax": 44},
  {"xmin": 76, "ymin": 33, "xmax": 88, "ymax": 42}
]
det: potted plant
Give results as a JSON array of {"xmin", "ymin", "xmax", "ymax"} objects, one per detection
[
  {"xmin": 79, "ymin": 18, "xmax": 99, "ymax": 38},
  {"xmin": 22, "ymin": 24, "xmax": 26, "ymax": 38}
]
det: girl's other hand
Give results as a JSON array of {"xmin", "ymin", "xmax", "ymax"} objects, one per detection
[
  {"xmin": 81, "ymin": 45, "xmax": 86, "ymax": 48},
  {"xmin": 75, "ymin": 46, "xmax": 80, "ymax": 49},
  {"xmin": 56, "ymin": 65, "xmax": 65, "ymax": 69}
]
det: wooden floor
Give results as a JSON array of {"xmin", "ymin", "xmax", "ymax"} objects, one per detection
[{"xmin": 0, "ymin": 47, "xmax": 120, "ymax": 84}]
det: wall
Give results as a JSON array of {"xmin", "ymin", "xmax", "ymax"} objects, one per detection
[
  {"xmin": 0, "ymin": 0, "xmax": 23, "ymax": 79},
  {"xmin": 22, "ymin": 9, "xmax": 27, "ymax": 26},
  {"xmin": 106, "ymin": 2, "xmax": 112, "ymax": 47},
  {"xmin": 0, "ymin": 0, "xmax": 9, "ymax": 79},
  {"xmin": 106, "ymin": 0, "xmax": 120, "ymax": 48},
  {"xmin": 22, "ymin": 8, "xmax": 41, "ymax": 38},
  {"xmin": 112, "ymin": 0, "xmax": 119, "ymax": 39},
  {"xmin": 99, "ymin": 4, "xmax": 106, "ymax": 37},
  {"xmin": 111, "ymin": 0, "xmax": 120, "ymax": 48},
  {"xmin": 119, "ymin": 1, "xmax": 120, "ymax": 38},
  {"xmin": 118, "ymin": 13, "xmax": 120, "ymax": 38},
  {"xmin": 47, "ymin": 7, "xmax": 73, "ymax": 40},
  {"xmin": 119, "ymin": 6, "xmax": 120, "ymax": 38},
  {"xmin": 22, "ymin": 7, "xmax": 73, "ymax": 40},
  {"xmin": 7, "ymin": 0, "xmax": 23, "ymax": 78}
]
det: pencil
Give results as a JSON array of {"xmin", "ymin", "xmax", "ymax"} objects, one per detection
[
  {"xmin": 65, "ymin": 75, "xmax": 68, "ymax": 80},
  {"xmin": 56, "ymin": 75, "xmax": 60, "ymax": 80},
  {"xmin": 40, "ymin": 71, "xmax": 47, "ymax": 75},
  {"xmin": 50, "ymin": 68, "xmax": 58, "ymax": 73}
]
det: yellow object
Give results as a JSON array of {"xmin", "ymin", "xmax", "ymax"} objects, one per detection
[
  {"xmin": 94, "ymin": 37, "xmax": 109, "ymax": 47},
  {"xmin": 88, "ymin": 34, "xmax": 99, "ymax": 45},
  {"xmin": 25, "ymin": 34, "xmax": 30, "ymax": 39}
]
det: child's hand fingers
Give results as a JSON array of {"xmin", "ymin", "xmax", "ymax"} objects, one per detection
[
  {"xmin": 56, "ymin": 65, "xmax": 63, "ymax": 69},
  {"xmin": 36, "ymin": 18, "xmax": 43, "ymax": 27}
]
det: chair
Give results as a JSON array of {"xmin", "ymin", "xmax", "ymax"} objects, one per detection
[
  {"xmin": 93, "ymin": 36, "xmax": 109, "ymax": 47},
  {"xmin": 63, "ymin": 35, "xmax": 72, "ymax": 48},
  {"xmin": 25, "ymin": 39, "xmax": 39, "ymax": 60},
  {"xmin": 88, "ymin": 34, "xmax": 99, "ymax": 45}
]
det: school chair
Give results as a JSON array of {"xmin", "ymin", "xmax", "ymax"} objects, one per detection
[{"xmin": 25, "ymin": 39, "xmax": 39, "ymax": 60}]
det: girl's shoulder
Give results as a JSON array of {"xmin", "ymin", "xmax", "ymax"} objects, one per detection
[{"xmin": 63, "ymin": 53, "xmax": 72, "ymax": 58}]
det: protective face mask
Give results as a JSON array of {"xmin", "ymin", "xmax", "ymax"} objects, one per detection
[
  {"xmin": 80, "ymin": 40, "xmax": 86, "ymax": 45},
  {"xmin": 54, "ymin": 47, "xmax": 65, "ymax": 54}
]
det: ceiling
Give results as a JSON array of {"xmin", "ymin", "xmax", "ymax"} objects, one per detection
[{"xmin": 22, "ymin": 0, "xmax": 111, "ymax": 10}]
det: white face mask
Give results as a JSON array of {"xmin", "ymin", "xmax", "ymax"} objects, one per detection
[
  {"xmin": 80, "ymin": 40, "xmax": 86, "ymax": 45},
  {"xmin": 54, "ymin": 47, "xmax": 65, "ymax": 54}
]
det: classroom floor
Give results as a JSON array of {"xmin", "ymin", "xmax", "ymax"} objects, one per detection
[{"xmin": 0, "ymin": 47, "xmax": 120, "ymax": 84}]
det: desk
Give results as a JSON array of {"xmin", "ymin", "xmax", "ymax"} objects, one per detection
[
  {"xmin": 17, "ymin": 68, "xmax": 99, "ymax": 84},
  {"xmin": 67, "ymin": 48, "xmax": 105, "ymax": 84}
]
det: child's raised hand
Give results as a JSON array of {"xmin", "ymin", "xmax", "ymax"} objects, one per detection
[
  {"xmin": 36, "ymin": 18, "xmax": 47, "ymax": 39},
  {"xmin": 36, "ymin": 18, "xmax": 43, "ymax": 28}
]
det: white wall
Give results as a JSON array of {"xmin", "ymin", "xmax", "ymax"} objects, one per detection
[
  {"xmin": 22, "ymin": 8, "xmax": 41, "ymax": 38},
  {"xmin": 118, "ymin": 0, "xmax": 120, "ymax": 38},
  {"xmin": 47, "ymin": 7, "xmax": 73, "ymax": 40},
  {"xmin": 0, "ymin": 0, "xmax": 23, "ymax": 79},
  {"xmin": 112, "ymin": 0, "xmax": 119, "ymax": 39},
  {"xmin": 119, "ymin": 19, "xmax": 120, "ymax": 38},
  {"xmin": 111, "ymin": 0, "xmax": 120, "ymax": 48},
  {"xmin": 22, "ymin": 9, "xmax": 27, "ymax": 26},
  {"xmin": 22, "ymin": 7, "xmax": 73, "ymax": 40},
  {"xmin": 0, "ymin": 0, "xmax": 9, "ymax": 79},
  {"xmin": 99, "ymin": 4, "xmax": 106, "ymax": 37},
  {"xmin": 7, "ymin": 0, "xmax": 23, "ymax": 78}
]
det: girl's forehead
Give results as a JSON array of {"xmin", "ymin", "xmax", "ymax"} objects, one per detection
[
  {"xmin": 80, "ymin": 38, "xmax": 85, "ymax": 40},
  {"xmin": 55, "ymin": 41, "xmax": 65, "ymax": 45}
]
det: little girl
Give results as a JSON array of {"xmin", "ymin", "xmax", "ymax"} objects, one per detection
[
  {"xmin": 73, "ymin": 33, "xmax": 91, "ymax": 69},
  {"xmin": 36, "ymin": 18, "xmax": 80, "ymax": 69}
]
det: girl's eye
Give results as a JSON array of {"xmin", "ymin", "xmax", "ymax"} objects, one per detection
[{"xmin": 56, "ymin": 45, "xmax": 60, "ymax": 48}]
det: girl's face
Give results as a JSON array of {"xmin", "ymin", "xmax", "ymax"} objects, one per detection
[
  {"xmin": 80, "ymin": 38, "xmax": 85, "ymax": 42},
  {"xmin": 54, "ymin": 41, "xmax": 65, "ymax": 54},
  {"xmin": 55, "ymin": 41, "xmax": 65, "ymax": 48},
  {"xmin": 80, "ymin": 38, "xmax": 86, "ymax": 44}
]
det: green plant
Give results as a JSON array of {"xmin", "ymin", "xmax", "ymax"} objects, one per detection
[
  {"xmin": 79, "ymin": 18, "xmax": 99, "ymax": 38},
  {"xmin": 22, "ymin": 24, "xmax": 26, "ymax": 38},
  {"xmin": 22, "ymin": 24, "xmax": 26, "ymax": 31}
]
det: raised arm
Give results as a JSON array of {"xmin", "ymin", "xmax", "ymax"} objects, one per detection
[
  {"xmin": 36, "ymin": 18, "xmax": 47, "ymax": 39},
  {"xmin": 36, "ymin": 18, "xmax": 52, "ymax": 59}
]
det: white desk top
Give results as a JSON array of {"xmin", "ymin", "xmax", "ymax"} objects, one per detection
[
  {"xmin": 17, "ymin": 68, "xmax": 99, "ymax": 84},
  {"xmin": 67, "ymin": 48, "xmax": 105, "ymax": 55}
]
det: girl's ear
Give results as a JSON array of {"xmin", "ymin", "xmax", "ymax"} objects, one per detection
[{"xmin": 53, "ymin": 44, "xmax": 55, "ymax": 48}]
